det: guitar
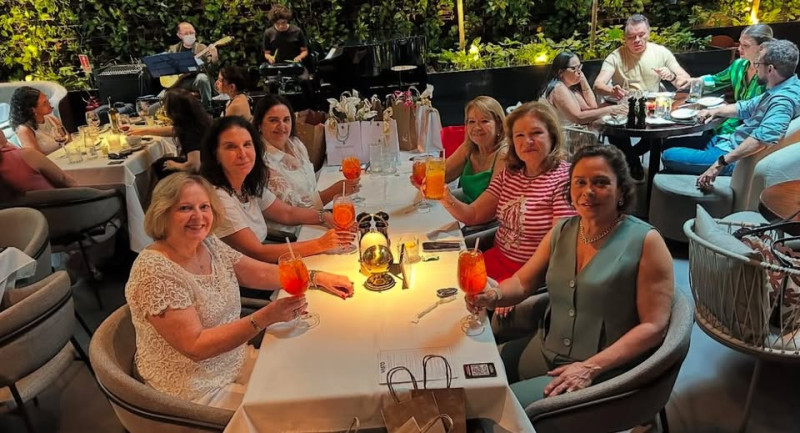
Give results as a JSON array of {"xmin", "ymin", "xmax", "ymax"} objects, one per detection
[{"xmin": 159, "ymin": 35, "xmax": 233, "ymax": 88}]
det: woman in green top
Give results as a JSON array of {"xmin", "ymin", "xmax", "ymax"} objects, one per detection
[
  {"xmin": 694, "ymin": 24, "xmax": 773, "ymax": 135},
  {"xmin": 441, "ymin": 96, "xmax": 508, "ymax": 203}
]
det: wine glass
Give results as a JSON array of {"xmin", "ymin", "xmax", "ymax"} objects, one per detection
[
  {"xmin": 136, "ymin": 100, "xmax": 149, "ymax": 118},
  {"xmin": 424, "ymin": 156, "xmax": 446, "ymax": 200},
  {"xmin": 278, "ymin": 252, "xmax": 319, "ymax": 329},
  {"xmin": 341, "ymin": 154, "xmax": 364, "ymax": 203},
  {"xmin": 458, "ymin": 249, "xmax": 487, "ymax": 336},
  {"xmin": 332, "ymin": 194, "xmax": 357, "ymax": 254},
  {"xmin": 85, "ymin": 111, "xmax": 101, "ymax": 128},
  {"xmin": 411, "ymin": 155, "xmax": 431, "ymax": 213},
  {"xmin": 118, "ymin": 114, "xmax": 132, "ymax": 134},
  {"xmin": 53, "ymin": 125, "xmax": 69, "ymax": 157}
]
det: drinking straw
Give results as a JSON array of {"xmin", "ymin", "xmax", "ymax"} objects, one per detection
[
  {"xmin": 473, "ymin": 238, "xmax": 480, "ymax": 253},
  {"xmin": 286, "ymin": 237, "xmax": 295, "ymax": 259},
  {"xmin": 342, "ymin": 181, "xmax": 346, "ymax": 197}
]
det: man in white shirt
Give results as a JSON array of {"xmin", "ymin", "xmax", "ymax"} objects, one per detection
[{"xmin": 593, "ymin": 14, "xmax": 691, "ymax": 179}]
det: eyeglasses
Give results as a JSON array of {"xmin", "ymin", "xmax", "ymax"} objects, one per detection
[{"xmin": 566, "ymin": 64, "xmax": 583, "ymax": 72}]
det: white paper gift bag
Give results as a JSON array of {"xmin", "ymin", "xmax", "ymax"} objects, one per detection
[
  {"xmin": 361, "ymin": 120, "xmax": 400, "ymax": 153},
  {"xmin": 415, "ymin": 106, "xmax": 443, "ymax": 154},
  {"xmin": 325, "ymin": 121, "xmax": 367, "ymax": 165}
]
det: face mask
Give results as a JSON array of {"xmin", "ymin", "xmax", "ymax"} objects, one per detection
[{"xmin": 181, "ymin": 34, "xmax": 196, "ymax": 45}]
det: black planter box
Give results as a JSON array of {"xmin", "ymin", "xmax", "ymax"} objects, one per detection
[{"xmin": 430, "ymin": 48, "xmax": 735, "ymax": 126}]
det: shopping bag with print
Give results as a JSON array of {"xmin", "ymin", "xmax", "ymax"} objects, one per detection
[
  {"xmin": 324, "ymin": 121, "xmax": 366, "ymax": 165},
  {"xmin": 415, "ymin": 105, "xmax": 444, "ymax": 154},
  {"xmin": 391, "ymin": 99, "xmax": 418, "ymax": 151},
  {"xmin": 410, "ymin": 355, "xmax": 466, "ymax": 433},
  {"xmin": 382, "ymin": 367, "xmax": 449, "ymax": 433}
]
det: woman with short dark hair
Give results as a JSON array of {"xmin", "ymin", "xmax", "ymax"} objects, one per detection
[
  {"xmin": 469, "ymin": 145, "xmax": 673, "ymax": 406},
  {"xmin": 217, "ymin": 66, "xmax": 252, "ymax": 122}
]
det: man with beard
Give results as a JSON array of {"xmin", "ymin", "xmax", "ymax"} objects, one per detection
[
  {"xmin": 661, "ymin": 39, "xmax": 800, "ymax": 191},
  {"xmin": 593, "ymin": 14, "xmax": 691, "ymax": 179}
]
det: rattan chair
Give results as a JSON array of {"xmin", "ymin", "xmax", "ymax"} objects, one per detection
[
  {"xmin": 684, "ymin": 218, "xmax": 800, "ymax": 432},
  {"xmin": 504, "ymin": 289, "xmax": 693, "ymax": 433}
]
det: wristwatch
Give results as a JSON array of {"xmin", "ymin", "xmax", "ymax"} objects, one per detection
[{"xmin": 717, "ymin": 155, "xmax": 729, "ymax": 167}]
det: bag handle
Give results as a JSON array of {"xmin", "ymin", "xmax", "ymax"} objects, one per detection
[
  {"xmin": 770, "ymin": 235, "xmax": 800, "ymax": 269},
  {"xmin": 387, "ymin": 366, "xmax": 419, "ymax": 403},
  {"xmin": 344, "ymin": 417, "xmax": 360, "ymax": 433},
  {"xmin": 734, "ymin": 220, "xmax": 800, "ymax": 239},
  {"xmin": 420, "ymin": 414, "xmax": 454, "ymax": 433},
  {"xmin": 422, "ymin": 355, "xmax": 452, "ymax": 389}
]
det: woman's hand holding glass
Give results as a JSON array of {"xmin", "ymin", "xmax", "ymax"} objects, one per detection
[
  {"xmin": 260, "ymin": 295, "xmax": 308, "ymax": 325},
  {"xmin": 332, "ymin": 178, "xmax": 361, "ymax": 196}
]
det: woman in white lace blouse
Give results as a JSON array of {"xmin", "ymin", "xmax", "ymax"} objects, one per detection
[
  {"xmin": 254, "ymin": 95, "xmax": 360, "ymax": 211},
  {"xmin": 125, "ymin": 173, "xmax": 354, "ymax": 410}
]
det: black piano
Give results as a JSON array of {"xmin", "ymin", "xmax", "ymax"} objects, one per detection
[{"xmin": 317, "ymin": 36, "xmax": 427, "ymax": 97}]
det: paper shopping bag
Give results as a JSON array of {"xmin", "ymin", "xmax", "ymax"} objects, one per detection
[
  {"xmin": 415, "ymin": 106, "xmax": 444, "ymax": 154},
  {"xmin": 324, "ymin": 121, "xmax": 367, "ymax": 165},
  {"xmin": 392, "ymin": 101, "xmax": 418, "ymax": 151},
  {"xmin": 361, "ymin": 120, "xmax": 400, "ymax": 153},
  {"xmin": 296, "ymin": 109, "xmax": 327, "ymax": 171},
  {"xmin": 382, "ymin": 367, "xmax": 448, "ymax": 433},
  {"xmin": 410, "ymin": 356, "xmax": 466, "ymax": 433}
]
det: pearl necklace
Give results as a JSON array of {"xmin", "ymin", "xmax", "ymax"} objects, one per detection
[{"xmin": 579, "ymin": 215, "xmax": 625, "ymax": 244}]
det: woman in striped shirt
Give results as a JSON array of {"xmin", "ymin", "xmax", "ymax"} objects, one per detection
[{"xmin": 438, "ymin": 102, "xmax": 576, "ymax": 283}]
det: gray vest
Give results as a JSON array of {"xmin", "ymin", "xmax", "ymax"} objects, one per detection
[{"xmin": 542, "ymin": 215, "xmax": 652, "ymax": 364}]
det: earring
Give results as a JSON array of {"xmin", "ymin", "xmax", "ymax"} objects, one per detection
[{"xmin": 618, "ymin": 199, "xmax": 624, "ymax": 206}]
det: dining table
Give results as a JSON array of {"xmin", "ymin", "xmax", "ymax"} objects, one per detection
[
  {"xmin": 599, "ymin": 94, "xmax": 725, "ymax": 209},
  {"xmin": 224, "ymin": 152, "xmax": 535, "ymax": 433},
  {"xmin": 48, "ymin": 132, "xmax": 177, "ymax": 252},
  {"xmin": 759, "ymin": 179, "xmax": 800, "ymax": 235}
]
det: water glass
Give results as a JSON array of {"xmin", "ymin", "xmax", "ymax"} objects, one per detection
[
  {"xmin": 368, "ymin": 142, "xmax": 386, "ymax": 175},
  {"xmin": 689, "ymin": 80, "xmax": 704, "ymax": 102},
  {"xmin": 65, "ymin": 145, "xmax": 83, "ymax": 164},
  {"xmin": 107, "ymin": 134, "xmax": 122, "ymax": 154},
  {"xmin": 654, "ymin": 95, "xmax": 670, "ymax": 118}
]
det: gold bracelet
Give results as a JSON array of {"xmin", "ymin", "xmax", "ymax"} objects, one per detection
[
  {"xmin": 249, "ymin": 315, "xmax": 264, "ymax": 332},
  {"xmin": 309, "ymin": 270, "xmax": 319, "ymax": 287}
]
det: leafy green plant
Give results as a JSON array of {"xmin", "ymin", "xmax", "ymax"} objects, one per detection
[{"xmin": 0, "ymin": 0, "xmax": 89, "ymax": 89}]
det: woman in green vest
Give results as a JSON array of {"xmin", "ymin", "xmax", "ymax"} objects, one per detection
[
  {"xmin": 424, "ymin": 96, "xmax": 508, "ymax": 204},
  {"xmin": 695, "ymin": 24, "xmax": 773, "ymax": 135},
  {"xmin": 467, "ymin": 145, "xmax": 674, "ymax": 405}
]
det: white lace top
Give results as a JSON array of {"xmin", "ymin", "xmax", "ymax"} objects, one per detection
[
  {"xmin": 264, "ymin": 136, "xmax": 322, "ymax": 234},
  {"xmin": 28, "ymin": 115, "xmax": 61, "ymax": 155},
  {"xmin": 125, "ymin": 235, "xmax": 246, "ymax": 402}
]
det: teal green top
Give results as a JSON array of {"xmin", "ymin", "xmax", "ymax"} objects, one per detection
[
  {"xmin": 542, "ymin": 216, "xmax": 653, "ymax": 374},
  {"xmin": 703, "ymin": 58, "xmax": 767, "ymax": 135},
  {"xmin": 458, "ymin": 147, "xmax": 504, "ymax": 204}
]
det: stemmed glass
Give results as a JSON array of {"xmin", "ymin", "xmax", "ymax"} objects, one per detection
[
  {"xmin": 341, "ymin": 153, "xmax": 364, "ymax": 204},
  {"xmin": 458, "ymin": 249, "xmax": 487, "ymax": 336},
  {"xmin": 85, "ymin": 111, "xmax": 101, "ymax": 128},
  {"xmin": 332, "ymin": 194, "xmax": 357, "ymax": 254},
  {"xmin": 53, "ymin": 125, "xmax": 69, "ymax": 157},
  {"xmin": 278, "ymin": 252, "xmax": 320, "ymax": 329},
  {"xmin": 118, "ymin": 114, "xmax": 131, "ymax": 134},
  {"xmin": 411, "ymin": 155, "xmax": 431, "ymax": 213}
]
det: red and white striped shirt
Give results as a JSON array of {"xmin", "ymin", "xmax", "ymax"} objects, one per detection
[{"xmin": 486, "ymin": 161, "xmax": 575, "ymax": 263}]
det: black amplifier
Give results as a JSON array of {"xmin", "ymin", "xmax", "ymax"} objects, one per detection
[{"xmin": 96, "ymin": 64, "xmax": 151, "ymax": 103}]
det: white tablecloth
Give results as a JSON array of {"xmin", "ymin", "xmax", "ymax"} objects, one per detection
[
  {"xmin": 225, "ymin": 154, "xmax": 534, "ymax": 433},
  {"xmin": 0, "ymin": 247, "xmax": 36, "ymax": 301},
  {"xmin": 49, "ymin": 137, "xmax": 176, "ymax": 252}
]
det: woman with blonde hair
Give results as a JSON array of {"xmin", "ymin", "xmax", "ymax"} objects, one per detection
[
  {"xmin": 434, "ymin": 102, "xmax": 576, "ymax": 282},
  {"xmin": 126, "ymin": 172, "xmax": 353, "ymax": 409},
  {"xmin": 413, "ymin": 96, "xmax": 508, "ymax": 204}
]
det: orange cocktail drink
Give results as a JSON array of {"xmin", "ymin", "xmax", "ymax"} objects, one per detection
[
  {"xmin": 458, "ymin": 249, "xmax": 487, "ymax": 335},
  {"xmin": 342, "ymin": 156, "xmax": 362, "ymax": 180},
  {"xmin": 278, "ymin": 254, "xmax": 310, "ymax": 296},
  {"xmin": 412, "ymin": 160, "xmax": 427, "ymax": 186},
  {"xmin": 424, "ymin": 157, "xmax": 446, "ymax": 200},
  {"xmin": 332, "ymin": 194, "xmax": 357, "ymax": 253}
]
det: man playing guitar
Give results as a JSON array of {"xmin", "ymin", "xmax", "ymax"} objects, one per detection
[{"xmin": 166, "ymin": 22, "xmax": 218, "ymax": 111}]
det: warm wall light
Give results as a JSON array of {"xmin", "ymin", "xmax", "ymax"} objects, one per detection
[
  {"xmin": 457, "ymin": 0, "xmax": 466, "ymax": 51},
  {"xmin": 534, "ymin": 52, "xmax": 548, "ymax": 64}
]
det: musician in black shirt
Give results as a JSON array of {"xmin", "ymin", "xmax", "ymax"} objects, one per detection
[{"xmin": 262, "ymin": 5, "xmax": 308, "ymax": 66}]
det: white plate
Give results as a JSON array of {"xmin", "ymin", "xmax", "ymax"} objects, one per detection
[
  {"xmin": 602, "ymin": 115, "xmax": 626, "ymax": 126},
  {"xmin": 646, "ymin": 117, "xmax": 675, "ymax": 126},
  {"xmin": 670, "ymin": 108, "xmax": 697, "ymax": 120},
  {"xmin": 696, "ymin": 96, "xmax": 725, "ymax": 107}
]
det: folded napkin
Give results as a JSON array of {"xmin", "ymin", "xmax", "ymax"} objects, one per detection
[{"xmin": 426, "ymin": 221, "xmax": 461, "ymax": 240}]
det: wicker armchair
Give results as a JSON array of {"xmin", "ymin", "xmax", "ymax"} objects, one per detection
[{"xmin": 684, "ymin": 218, "xmax": 800, "ymax": 432}]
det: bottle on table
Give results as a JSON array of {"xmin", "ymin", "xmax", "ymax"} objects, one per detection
[
  {"xmin": 626, "ymin": 97, "xmax": 637, "ymax": 129},
  {"xmin": 108, "ymin": 97, "xmax": 120, "ymax": 133},
  {"xmin": 636, "ymin": 97, "xmax": 647, "ymax": 129}
]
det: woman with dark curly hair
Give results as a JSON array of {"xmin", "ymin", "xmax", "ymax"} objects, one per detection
[
  {"xmin": 10, "ymin": 86, "xmax": 69, "ymax": 155},
  {"xmin": 469, "ymin": 145, "xmax": 674, "ymax": 406},
  {"xmin": 129, "ymin": 88, "xmax": 211, "ymax": 177}
]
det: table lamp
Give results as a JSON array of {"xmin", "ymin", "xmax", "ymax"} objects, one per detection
[{"xmin": 358, "ymin": 213, "xmax": 395, "ymax": 291}]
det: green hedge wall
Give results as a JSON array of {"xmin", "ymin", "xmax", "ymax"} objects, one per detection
[{"xmin": 0, "ymin": 0, "xmax": 790, "ymax": 89}]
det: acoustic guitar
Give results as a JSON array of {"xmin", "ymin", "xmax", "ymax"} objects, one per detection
[{"xmin": 159, "ymin": 35, "xmax": 233, "ymax": 88}]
